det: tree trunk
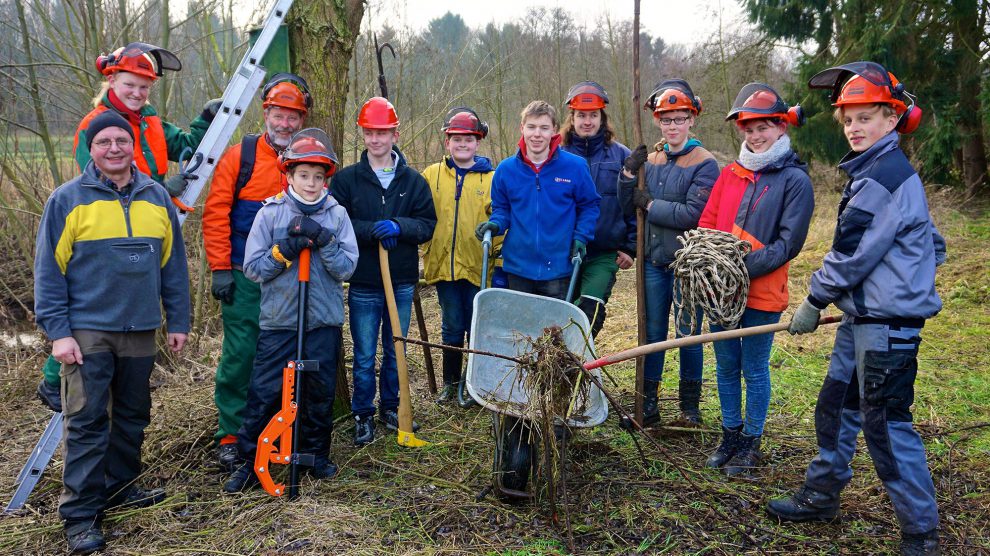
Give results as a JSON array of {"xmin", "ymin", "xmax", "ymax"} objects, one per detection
[
  {"xmin": 286, "ymin": 0, "xmax": 366, "ymax": 157},
  {"xmin": 953, "ymin": 0, "xmax": 989, "ymax": 197},
  {"xmin": 15, "ymin": 0, "xmax": 61, "ymax": 185}
]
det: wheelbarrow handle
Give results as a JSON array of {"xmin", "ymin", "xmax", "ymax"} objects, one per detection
[
  {"xmin": 565, "ymin": 252, "xmax": 583, "ymax": 303},
  {"xmin": 481, "ymin": 229, "xmax": 492, "ymax": 289}
]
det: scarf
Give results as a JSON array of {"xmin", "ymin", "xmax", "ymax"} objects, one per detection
[
  {"xmin": 107, "ymin": 89, "xmax": 142, "ymax": 125},
  {"xmin": 286, "ymin": 186, "xmax": 328, "ymax": 215},
  {"xmin": 737, "ymin": 133, "xmax": 791, "ymax": 172}
]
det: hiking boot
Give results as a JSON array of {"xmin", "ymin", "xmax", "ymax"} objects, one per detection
[
  {"xmin": 724, "ymin": 433, "xmax": 762, "ymax": 477},
  {"xmin": 223, "ymin": 463, "xmax": 259, "ymax": 493},
  {"xmin": 901, "ymin": 529, "xmax": 940, "ymax": 556},
  {"xmin": 457, "ymin": 378, "xmax": 479, "ymax": 408},
  {"xmin": 353, "ymin": 414, "xmax": 375, "ymax": 446},
  {"xmin": 105, "ymin": 485, "xmax": 166, "ymax": 510},
  {"xmin": 677, "ymin": 379, "xmax": 703, "ymax": 427},
  {"xmin": 307, "ymin": 458, "xmax": 339, "ymax": 480},
  {"xmin": 705, "ymin": 425, "xmax": 743, "ymax": 468},
  {"xmin": 642, "ymin": 379, "xmax": 661, "ymax": 427},
  {"xmin": 65, "ymin": 523, "xmax": 105, "ymax": 555},
  {"xmin": 436, "ymin": 382, "xmax": 458, "ymax": 404},
  {"xmin": 766, "ymin": 484, "xmax": 841, "ymax": 523},
  {"xmin": 217, "ymin": 442, "xmax": 240, "ymax": 472},
  {"xmin": 37, "ymin": 378, "xmax": 62, "ymax": 413},
  {"xmin": 380, "ymin": 409, "xmax": 420, "ymax": 432}
]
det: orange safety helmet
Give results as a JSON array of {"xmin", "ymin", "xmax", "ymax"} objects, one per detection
[
  {"xmin": 808, "ymin": 61, "xmax": 921, "ymax": 133},
  {"xmin": 726, "ymin": 82, "xmax": 804, "ymax": 127},
  {"xmin": 646, "ymin": 79, "xmax": 702, "ymax": 115},
  {"xmin": 96, "ymin": 42, "xmax": 181, "ymax": 81},
  {"xmin": 277, "ymin": 128, "xmax": 339, "ymax": 174},
  {"xmin": 566, "ymin": 81, "xmax": 609, "ymax": 111},
  {"xmin": 357, "ymin": 97, "xmax": 400, "ymax": 129},
  {"xmin": 261, "ymin": 73, "xmax": 312, "ymax": 115},
  {"xmin": 441, "ymin": 107, "xmax": 488, "ymax": 138}
]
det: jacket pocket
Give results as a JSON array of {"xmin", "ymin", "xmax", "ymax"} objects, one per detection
[
  {"xmin": 833, "ymin": 206, "xmax": 873, "ymax": 256},
  {"xmin": 110, "ymin": 242, "xmax": 157, "ymax": 277}
]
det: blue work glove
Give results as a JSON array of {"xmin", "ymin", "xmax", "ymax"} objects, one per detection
[
  {"xmin": 372, "ymin": 219, "xmax": 401, "ymax": 240},
  {"xmin": 276, "ymin": 235, "xmax": 312, "ymax": 262},
  {"xmin": 788, "ymin": 298, "xmax": 822, "ymax": 335},
  {"xmin": 475, "ymin": 221, "xmax": 499, "ymax": 241},
  {"xmin": 210, "ymin": 270, "xmax": 235, "ymax": 304},
  {"xmin": 571, "ymin": 239, "xmax": 587, "ymax": 261},
  {"xmin": 288, "ymin": 215, "xmax": 321, "ymax": 238},
  {"xmin": 380, "ymin": 236, "xmax": 398, "ymax": 250}
]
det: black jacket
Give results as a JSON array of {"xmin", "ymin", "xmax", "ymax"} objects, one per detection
[{"xmin": 330, "ymin": 147, "xmax": 436, "ymax": 287}]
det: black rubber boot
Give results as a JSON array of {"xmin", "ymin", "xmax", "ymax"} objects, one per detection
[
  {"xmin": 678, "ymin": 379, "xmax": 703, "ymax": 426},
  {"xmin": 577, "ymin": 297, "xmax": 607, "ymax": 338},
  {"xmin": 705, "ymin": 424, "xmax": 743, "ymax": 468},
  {"xmin": 438, "ymin": 346, "xmax": 462, "ymax": 404},
  {"xmin": 223, "ymin": 462, "xmax": 259, "ymax": 493},
  {"xmin": 307, "ymin": 457, "xmax": 339, "ymax": 480},
  {"xmin": 65, "ymin": 521, "xmax": 105, "ymax": 555},
  {"xmin": 455, "ymin": 340, "xmax": 478, "ymax": 408},
  {"xmin": 217, "ymin": 443, "xmax": 240, "ymax": 472},
  {"xmin": 766, "ymin": 484, "xmax": 841, "ymax": 523},
  {"xmin": 642, "ymin": 379, "xmax": 661, "ymax": 427},
  {"xmin": 37, "ymin": 378, "xmax": 62, "ymax": 413},
  {"xmin": 901, "ymin": 529, "xmax": 940, "ymax": 556},
  {"xmin": 724, "ymin": 433, "xmax": 762, "ymax": 477},
  {"xmin": 105, "ymin": 485, "xmax": 166, "ymax": 510}
]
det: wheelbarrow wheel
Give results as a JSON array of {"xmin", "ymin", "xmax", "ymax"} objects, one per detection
[{"xmin": 492, "ymin": 413, "xmax": 535, "ymax": 499}]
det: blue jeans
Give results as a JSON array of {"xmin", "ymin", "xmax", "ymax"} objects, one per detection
[
  {"xmin": 348, "ymin": 284, "xmax": 413, "ymax": 417},
  {"xmin": 710, "ymin": 307, "xmax": 781, "ymax": 436},
  {"xmin": 435, "ymin": 279, "xmax": 480, "ymax": 346},
  {"xmin": 644, "ymin": 263, "xmax": 703, "ymax": 382}
]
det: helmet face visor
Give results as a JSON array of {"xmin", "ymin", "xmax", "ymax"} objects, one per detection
[
  {"xmin": 726, "ymin": 83, "xmax": 788, "ymax": 121},
  {"xmin": 808, "ymin": 61, "xmax": 895, "ymax": 100},
  {"xmin": 282, "ymin": 128, "xmax": 339, "ymax": 169},
  {"xmin": 566, "ymin": 81, "xmax": 608, "ymax": 109},
  {"xmin": 119, "ymin": 42, "xmax": 181, "ymax": 74}
]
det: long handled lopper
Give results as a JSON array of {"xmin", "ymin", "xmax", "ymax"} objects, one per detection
[
  {"xmin": 379, "ymin": 243, "xmax": 429, "ymax": 447},
  {"xmin": 255, "ymin": 247, "xmax": 317, "ymax": 498}
]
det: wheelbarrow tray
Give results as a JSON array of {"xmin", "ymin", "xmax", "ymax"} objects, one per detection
[{"xmin": 465, "ymin": 289, "xmax": 608, "ymax": 427}]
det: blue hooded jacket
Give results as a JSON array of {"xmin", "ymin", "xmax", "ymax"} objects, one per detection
[{"xmin": 562, "ymin": 131, "xmax": 636, "ymax": 257}]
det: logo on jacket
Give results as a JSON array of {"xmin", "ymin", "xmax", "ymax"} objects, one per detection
[
  {"xmin": 554, "ymin": 177, "xmax": 572, "ymax": 183},
  {"xmin": 128, "ymin": 253, "xmax": 140, "ymax": 263}
]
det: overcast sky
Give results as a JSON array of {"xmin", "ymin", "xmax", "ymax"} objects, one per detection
[{"xmin": 363, "ymin": 0, "xmax": 748, "ymax": 46}]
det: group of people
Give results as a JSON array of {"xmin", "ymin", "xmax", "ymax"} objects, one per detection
[{"xmin": 31, "ymin": 40, "xmax": 945, "ymax": 556}]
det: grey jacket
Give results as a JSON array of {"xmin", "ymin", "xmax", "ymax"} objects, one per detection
[
  {"xmin": 808, "ymin": 132, "xmax": 945, "ymax": 320},
  {"xmin": 243, "ymin": 192, "xmax": 359, "ymax": 331}
]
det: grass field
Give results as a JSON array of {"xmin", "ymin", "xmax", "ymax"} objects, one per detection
[{"xmin": 0, "ymin": 182, "xmax": 987, "ymax": 555}]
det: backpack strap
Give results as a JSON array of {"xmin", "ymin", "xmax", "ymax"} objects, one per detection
[{"xmin": 232, "ymin": 133, "xmax": 260, "ymax": 203}]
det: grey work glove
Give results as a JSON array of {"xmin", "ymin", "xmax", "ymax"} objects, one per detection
[
  {"xmin": 163, "ymin": 174, "xmax": 189, "ymax": 197},
  {"xmin": 201, "ymin": 98, "xmax": 223, "ymax": 122},
  {"xmin": 623, "ymin": 144, "xmax": 649, "ymax": 175},
  {"xmin": 475, "ymin": 221, "xmax": 499, "ymax": 241},
  {"xmin": 788, "ymin": 298, "xmax": 822, "ymax": 335},
  {"xmin": 210, "ymin": 270, "xmax": 235, "ymax": 304}
]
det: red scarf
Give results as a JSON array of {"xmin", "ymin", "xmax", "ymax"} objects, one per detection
[{"xmin": 107, "ymin": 88, "xmax": 143, "ymax": 125}]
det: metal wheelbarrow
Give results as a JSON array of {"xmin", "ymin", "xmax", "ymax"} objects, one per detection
[{"xmin": 465, "ymin": 231, "xmax": 607, "ymax": 498}]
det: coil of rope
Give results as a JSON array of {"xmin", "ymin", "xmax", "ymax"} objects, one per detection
[{"xmin": 670, "ymin": 228, "xmax": 752, "ymax": 331}]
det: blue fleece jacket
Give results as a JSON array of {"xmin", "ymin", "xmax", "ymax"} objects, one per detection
[{"xmin": 489, "ymin": 136, "xmax": 601, "ymax": 281}]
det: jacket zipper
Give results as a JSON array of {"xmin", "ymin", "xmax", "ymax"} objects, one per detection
[{"xmin": 450, "ymin": 171, "xmax": 464, "ymax": 280}]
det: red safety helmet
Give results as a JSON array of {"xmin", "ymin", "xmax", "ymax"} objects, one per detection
[
  {"xmin": 261, "ymin": 73, "xmax": 312, "ymax": 115},
  {"xmin": 566, "ymin": 81, "xmax": 609, "ymax": 111},
  {"xmin": 441, "ymin": 107, "xmax": 488, "ymax": 138},
  {"xmin": 277, "ymin": 128, "xmax": 339, "ymax": 174},
  {"xmin": 96, "ymin": 42, "xmax": 181, "ymax": 81},
  {"xmin": 646, "ymin": 79, "xmax": 702, "ymax": 115},
  {"xmin": 726, "ymin": 83, "xmax": 804, "ymax": 127},
  {"xmin": 808, "ymin": 61, "xmax": 921, "ymax": 133},
  {"xmin": 357, "ymin": 97, "xmax": 400, "ymax": 129}
]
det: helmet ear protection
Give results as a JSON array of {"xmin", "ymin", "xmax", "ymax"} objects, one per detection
[
  {"xmin": 894, "ymin": 86, "xmax": 922, "ymax": 134},
  {"xmin": 261, "ymin": 73, "xmax": 313, "ymax": 109},
  {"xmin": 785, "ymin": 105, "xmax": 806, "ymax": 127}
]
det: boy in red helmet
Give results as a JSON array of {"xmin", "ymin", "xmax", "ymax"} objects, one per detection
[
  {"xmin": 223, "ymin": 129, "xmax": 358, "ymax": 492},
  {"xmin": 421, "ymin": 107, "xmax": 497, "ymax": 406},
  {"xmin": 768, "ymin": 61, "xmax": 945, "ymax": 556},
  {"xmin": 330, "ymin": 97, "xmax": 437, "ymax": 446}
]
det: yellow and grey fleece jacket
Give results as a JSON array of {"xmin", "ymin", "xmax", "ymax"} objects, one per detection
[{"xmin": 34, "ymin": 161, "xmax": 191, "ymax": 340}]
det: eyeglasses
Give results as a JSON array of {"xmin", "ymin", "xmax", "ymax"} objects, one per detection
[
  {"xmin": 92, "ymin": 138, "xmax": 134, "ymax": 149},
  {"xmin": 658, "ymin": 116, "xmax": 689, "ymax": 126}
]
